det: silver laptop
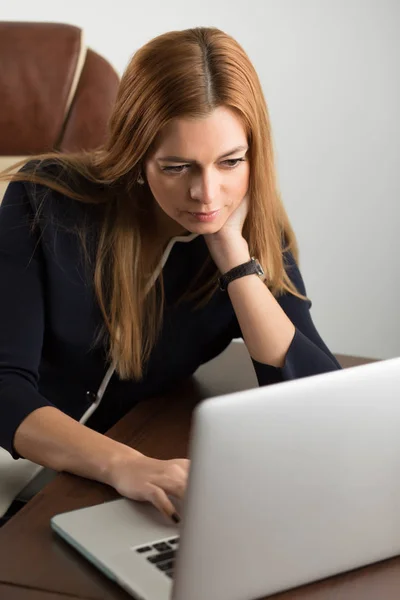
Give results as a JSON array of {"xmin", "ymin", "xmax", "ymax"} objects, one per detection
[{"xmin": 51, "ymin": 356, "xmax": 400, "ymax": 600}]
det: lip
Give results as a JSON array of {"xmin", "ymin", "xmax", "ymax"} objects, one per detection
[{"xmin": 188, "ymin": 209, "xmax": 220, "ymax": 222}]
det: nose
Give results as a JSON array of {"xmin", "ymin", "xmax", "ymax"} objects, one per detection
[{"xmin": 189, "ymin": 170, "xmax": 218, "ymax": 205}]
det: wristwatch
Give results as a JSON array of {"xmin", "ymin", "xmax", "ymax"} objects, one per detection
[{"xmin": 218, "ymin": 257, "xmax": 265, "ymax": 291}]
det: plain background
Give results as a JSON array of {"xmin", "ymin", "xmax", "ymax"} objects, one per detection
[{"xmin": 3, "ymin": 0, "xmax": 400, "ymax": 359}]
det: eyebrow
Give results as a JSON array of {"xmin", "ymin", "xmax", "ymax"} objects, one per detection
[{"xmin": 156, "ymin": 145, "xmax": 248, "ymax": 164}]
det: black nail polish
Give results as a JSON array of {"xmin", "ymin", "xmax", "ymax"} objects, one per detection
[{"xmin": 171, "ymin": 512, "xmax": 181, "ymax": 524}]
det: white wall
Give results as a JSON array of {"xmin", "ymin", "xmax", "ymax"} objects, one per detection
[{"xmin": 4, "ymin": 0, "xmax": 400, "ymax": 359}]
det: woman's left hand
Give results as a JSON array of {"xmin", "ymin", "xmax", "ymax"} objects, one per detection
[{"xmin": 204, "ymin": 194, "xmax": 251, "ymax": 273}]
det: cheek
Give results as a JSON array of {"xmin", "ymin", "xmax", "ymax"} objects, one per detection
[
  {"xmin": 147, "ymin": 176, "xmax": 178, "ymax": 213},
  {"xmin": 226, "ymin": 172, "xmax": 249, "ymax": 205},
  {"xmin": 223, "ymin": 197, "xmax": 242, "ymax": 222}
]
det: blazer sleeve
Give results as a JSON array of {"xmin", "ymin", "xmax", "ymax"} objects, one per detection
[
  {"xmin": 231, "ymin": 250, "xmax": 342, "ymax": 386},
  {"xmin": 0, "ymin": 181, "xmax": 55, "ymax": 457}
]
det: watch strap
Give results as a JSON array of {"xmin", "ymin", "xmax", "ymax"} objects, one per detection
[{"xmin": 218, "ymin": 257, "xmax": 265, "ymax": 291}]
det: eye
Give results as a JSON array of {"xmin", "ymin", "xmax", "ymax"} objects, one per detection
[
  {"xmin": 221, "ymin": 158, "xmax": 246, "ymax": 168},
  {"xmin": 161, "ymin": 165, "xmax": 189, "ymax": 174}
]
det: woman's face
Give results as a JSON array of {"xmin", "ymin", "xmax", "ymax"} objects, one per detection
[{"xmin": 145, "ymin": 106, "xmax": 250, "ymax": 238}]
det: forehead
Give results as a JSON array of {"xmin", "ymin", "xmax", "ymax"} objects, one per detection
[{"xmin": 152, "ymin": 106, "xmax": 247, "ymax": 157}]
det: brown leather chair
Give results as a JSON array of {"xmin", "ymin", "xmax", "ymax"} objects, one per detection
[{"xmin": 0, "ymin": 21, "xmax": 120, "ymax": 201}]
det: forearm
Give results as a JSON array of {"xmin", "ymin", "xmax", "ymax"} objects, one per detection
[
  {"xmin": 217, "ymin": 238, "xmax": 295, "ymax": 368},
  {"xmin": 228, "ymin": 276, "xmax": 295, "ymax": 367},
  {"xmin": 13, "ymin": 406, "xmax": 139, "ymax": 486}
]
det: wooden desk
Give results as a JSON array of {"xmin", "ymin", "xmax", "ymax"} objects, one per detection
[
  {"xmin": 0, "ymin": 343, "xmax": 393, "ymax": 600},
  {"xmin": 0, "ymin": 584, "xmax": 92, "ymax": 600}
]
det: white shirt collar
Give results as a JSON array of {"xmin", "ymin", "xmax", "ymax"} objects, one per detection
[{"xmin": 146, "ymin": 232, "xmax": 200, "ymax": 293}]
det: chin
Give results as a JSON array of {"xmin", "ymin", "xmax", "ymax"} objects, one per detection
[{"xmin": 187, "ymin": 222, "xmax": 223, "ymax": 234}]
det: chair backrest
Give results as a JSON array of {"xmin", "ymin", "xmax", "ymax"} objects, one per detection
[{"xmin": 0, "ymin": 21, "xmax": 120, "ymax": 202}]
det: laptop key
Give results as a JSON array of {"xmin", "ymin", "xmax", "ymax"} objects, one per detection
[
  {"xmin": 168, "ymin": 537, "xmax": 179, "ymax": 545},
  {"xmin": 136, "ymin": 546, "xmax": 153, "ymax": 553},
  {"xmin": 157, "ymin": 559, "xmax": 174, "ymax": 572},
  {"xmin": 147, "ymin": 549, "xmax": 176, "ymax": 564},
  {"xmin": 153, "ymin": 542, "xmax": 171, "ymax": 552},
  {"xmin": 136, "ymin": 546, "xmax": 153, "ymax": 554}
]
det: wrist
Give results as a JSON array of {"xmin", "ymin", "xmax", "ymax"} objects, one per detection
[
  {"xmin": 102, "ymin": 441, "xmax": 144, "ymax": 488},
  {"xmin": 216, "ymin": 238, "xmax": 251, "ymax": 274}
]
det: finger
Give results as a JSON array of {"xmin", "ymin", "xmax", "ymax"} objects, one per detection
[
  {"xmin": 147, "ymin": 484, "xmax": 181, "ymax": 524},
  {"xmin": 159, "ymin": 478, "xmax": 186, "ymax": 500},
  {"xmin": 173, "ymin": 458, "xmax": 190, "ymax": 472},
  {"xmin": 158, "ymin": 467, "xmax": 188, "ymax": 499}
]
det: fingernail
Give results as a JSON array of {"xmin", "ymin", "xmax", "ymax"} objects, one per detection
[{"xmin": 171, "ymin": 512, "xmax": 181, "ymax": 524}]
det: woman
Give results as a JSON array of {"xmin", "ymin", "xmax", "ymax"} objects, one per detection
[{"xmin": 0, "ymin": 27, "xmax": 341, "ymax": 523}]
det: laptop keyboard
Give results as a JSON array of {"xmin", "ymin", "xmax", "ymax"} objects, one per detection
[{"xmin": 135, "ymin": 537, "xmax": 179, "ymax": 579}]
